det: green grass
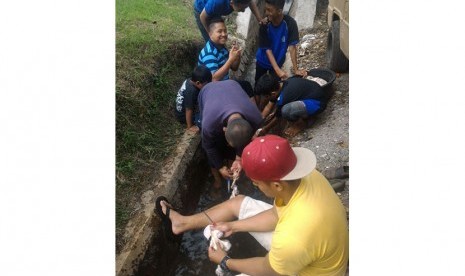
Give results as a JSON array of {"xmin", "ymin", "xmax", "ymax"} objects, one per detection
[{"xmin": 116, "ymin": 0, "xmax": 202, "ymax": 251}]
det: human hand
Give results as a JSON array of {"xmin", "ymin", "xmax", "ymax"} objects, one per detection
[
  {"xmin": 294, "ymin": 68, "xmax": 308, "ymax": 78},
  {"xmin": 212, "ymin": 222, "xmax": 234, "ymax": 237},
  {"xmin": 219, "ymin": 166, "xmax": 233, "ymax": 179},
  {"xmin": 230, "ymin": 160, "xmax": 242, "ymax": 176},
  {"xmin": 208, "ymin": 245, "xmax": 227, "ymax": 264},
  {"xmin": 229, "ymin": 45, "xmax": 242, "ymax": 61},
  {"xmin": 258, "ymin": 16, "xmax": 269, "ymax": 25},
  {"xmin": 277, "ymin": 69, "xmax": 288, "ymax": 80}
]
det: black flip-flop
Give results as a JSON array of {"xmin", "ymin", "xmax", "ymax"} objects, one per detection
[{"xmin": 155, "ymin": 196, "xmax": 178, "ymax": 241}]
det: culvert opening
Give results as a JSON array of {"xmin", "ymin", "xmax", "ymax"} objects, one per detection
[{"xmin": 135, "ymin": 144, "xmax": 272, "ymax": 276}]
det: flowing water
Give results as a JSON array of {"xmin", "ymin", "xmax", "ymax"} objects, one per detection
[{"xmin": 136, "ymin": 168, "xmax": 272, "ymax": 276}]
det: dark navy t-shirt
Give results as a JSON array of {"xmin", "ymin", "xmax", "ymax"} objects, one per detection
[
  {"xmin": 194, "ymin": 0, "xmax": 233, "ymax": 16},
  {"xmin": 275, "ymin": 78, "xmax": 328, "ymax": 117},
  {"xmin": 256, "ymin": 15, "xmax": 299, "ymax": 69},
  {"xmin": 175, "ymin": 79, "xmax": 200, "ymax": 121}
]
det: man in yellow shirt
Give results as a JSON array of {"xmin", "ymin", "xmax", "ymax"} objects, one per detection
[{"xmin": 156, "ymin": 135, "xmax": 348, "ymax": 275}]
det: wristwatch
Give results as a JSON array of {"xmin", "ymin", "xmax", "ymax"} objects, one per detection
[{"xmin": 220, "ymin": 255, "xmax": 231, "ymax": 272}]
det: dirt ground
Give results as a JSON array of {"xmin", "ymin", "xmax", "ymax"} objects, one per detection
[{"xmin": 292, "ymin": 0, "xmax": 350, "ymax": 217}]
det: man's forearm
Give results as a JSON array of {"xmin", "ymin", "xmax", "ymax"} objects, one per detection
[
  {"xmin": 261, "ymin": 102, "xmax": 275, "ymax": 118},
  {"xmin": 185, "ymin": 108, "xmax": 194, "ymax": 128},
  {"xmin": 266, "ymin": 49, "xmax": 282, "ymax": 74},
  {"xmin": 212, "ymin": 59, "xmax": 234, "ymax": 81},
  {"xmin": 231, "ymin": 57, "xmax": 240, "ymax": 71},
  {"xmin": 262, "ymin": 116, "xmax": 278, "ymax": 134},
  {"xmin": 200, "ymin": 9, "xmax": 209, "ymax": 34},
  {"xmin": 232, "ymin": 207, "xmax": 277, "ymax": 233},
  {"xmin": 289, "ymin": 45, "xmax": 299, "ymax": 72},
  {"xmin": 250, "ymin": 1, "xmax": 262, "ymax": 22}
]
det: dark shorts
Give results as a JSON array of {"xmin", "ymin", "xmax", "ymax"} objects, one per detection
[{"xmin": 281, "ymin": 100, "xmax": 321, "ymax": 121}]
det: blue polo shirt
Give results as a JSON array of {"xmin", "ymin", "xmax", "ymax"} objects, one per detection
[
  {"xmin": 194, "ymin": 0, "xmax": 233, "ymax": 16},
  {"xmin": 198, "ymin": 40, "xmax": 230, "ymax": 80},
  {"xmin": 256, "ymin": 15, "xmax": 299, "ymax": 70}
]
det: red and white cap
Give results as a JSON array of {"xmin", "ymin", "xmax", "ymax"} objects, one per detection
[{"xmin": 242, "ymin": 135, "xmax": 316, "ymax": 181}]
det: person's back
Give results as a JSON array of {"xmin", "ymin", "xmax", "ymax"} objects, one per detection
[
  {"xmin": 174, "ymin": 65, "xmax": 212, "ymax": 131},
  {"xmin": 270, "ymin": 170, "xmax": 348, "ymax": 275},
  {"xmin": 277, "ymin": 77, "xmax": 329, "ymax": 110},
  {"xmin": 199, "ymin": 80, "xmax": 262, "ymax": 137},
  {"xmin": 174, "ymin": 78, "xmax": 196, "ymax": 122}
]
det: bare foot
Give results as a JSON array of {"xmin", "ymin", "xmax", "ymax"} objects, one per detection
[
  {"xmin": 284, "ymin": 120, "xmax": 307, "ymax": 137},
  {"xmin": 284, "ymin": 117, "xmax": 316, "ymax": 137},
  {"xmin": 160, "ymin": 200, "xmax": 185, "ymax": 235}
]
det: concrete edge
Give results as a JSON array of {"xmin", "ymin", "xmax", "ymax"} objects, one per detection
[{"xmin": 115, "ymin": 131, "xmax": 201, "ymax": 276}]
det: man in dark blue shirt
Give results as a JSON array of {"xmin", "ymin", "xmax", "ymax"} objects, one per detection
[
  {"xmin": 175, "ymin": 65, "xmax": 212, "ymax": 132},
  {"xmin": 255, "ymin": 0, "xmax": 307, "ymax": 83},
  {"xmin": 256, "ymin": 74, "xmax": 331, "ymax": 137}
]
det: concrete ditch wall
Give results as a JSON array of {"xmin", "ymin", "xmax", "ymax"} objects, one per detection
[
  {"xmin": 115, "ymin": 3, "xmax": 274, "ymax": 274},
  {"xmin": 115, "ymin": 0, "xmax": 320, "ymax": 274},
  {"xmin": 115, "ymin": 132, "xmax": 200, "ymax": 276}
]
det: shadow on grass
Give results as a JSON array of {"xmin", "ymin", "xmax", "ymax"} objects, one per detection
[{"xmin": 116, "ymin": 40, "xmax": 203, "ymax": 252}]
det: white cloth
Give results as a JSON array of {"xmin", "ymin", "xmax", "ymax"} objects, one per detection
[{"xmin": 238, "ymin": 196, "xmax": 273, "ymax": 251}]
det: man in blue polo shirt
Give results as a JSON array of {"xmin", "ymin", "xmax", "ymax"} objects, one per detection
[
  {"xmin": 198, "ymin": 17, "xmax": 241, "ymax": 81},
  {"xmin": 194, "ymin": 0, "xmax": 264, "ymax": 42},
  {"xmin": 255, "ymin": 0, "xmax": 307, "ymax": 82}
]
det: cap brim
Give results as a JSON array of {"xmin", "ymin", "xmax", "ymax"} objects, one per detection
[{"xmin": 281, "ymin": 147, "xmax": 316, "ymax": 180}]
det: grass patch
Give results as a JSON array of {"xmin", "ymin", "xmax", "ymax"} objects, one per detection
[{"xmin": 116, "ymin": 0, "xmax": 202, "ymax": 251}]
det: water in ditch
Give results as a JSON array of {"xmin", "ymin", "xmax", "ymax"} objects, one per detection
[
  {"xmin": 136, "ymin": 149, "xmax": 272, "ymax": 276},
  {"xmin": 172, "ymin": 177, "xmax": 271, "ymax": 276}
]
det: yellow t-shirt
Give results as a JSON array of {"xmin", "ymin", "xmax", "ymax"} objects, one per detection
[{"xmin": 269, "ymin": 170, "xmax": 349, "ymax": 276}]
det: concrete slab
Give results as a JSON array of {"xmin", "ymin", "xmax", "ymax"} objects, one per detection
[
  {"xmin": 294, "ymin": 0, "xmax": 317, "ymax": 30},
  {"xmin": 236, "ymin": 7, "xmax": 252, "ymax": 38},
  {"xmin": 283, "ymin": 0, "xmax": 293, "ymax": 15}
]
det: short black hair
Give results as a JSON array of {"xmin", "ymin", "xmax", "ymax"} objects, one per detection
[
  {"xmin": 225, "ymin": 118, "xmax": 253, "ymax": 151},
  {"xmin": 265, "ymin": 0, "xmax": 285, "ymax": 9},
  {"xmin": 191, "ymin": 65, "xmax": 212, "ymax": 83},
  {"xmin": 254, "ymin": 73, "xmax": 280, "ymax": 95},
  {"xmin": 207, "ymin": 17, "xmax": 225, "ymax": 32}
]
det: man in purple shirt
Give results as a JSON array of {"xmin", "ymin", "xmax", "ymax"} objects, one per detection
[{"xmin": 198, "ymin": 80, "xmax": 262, "ymax": 197}]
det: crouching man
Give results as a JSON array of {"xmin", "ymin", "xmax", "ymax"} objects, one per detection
[{"xmin": 157, "ymin": 135, "xmax": 348, "ymax": 275}]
